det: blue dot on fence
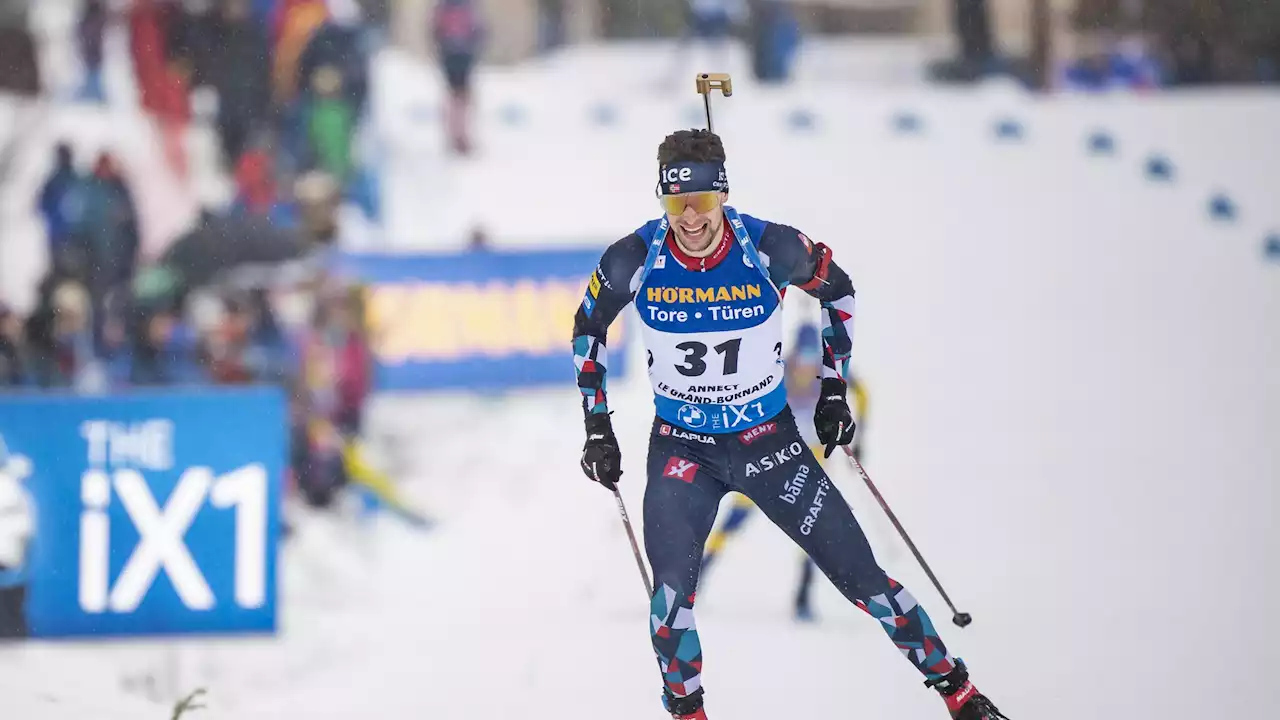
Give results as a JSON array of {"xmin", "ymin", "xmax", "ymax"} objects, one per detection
[
  {"xmin": 408, "ymin": 103, "xmax": 437, "ymax": 125},
  {"xmin": 1087, "ymin": 130, "xmax": 1115, "ymax": 155},
  {"xmin": 892, "ymin": 112, "xmax": 921, "ymax": 134},
  {"xmin": 590, "ymin": 103, "xmax": 618, "ymax": 127},
  {"xmin": 787, "ymin": 108, "xmax": 815, "ymax": 131},
  {"xmin": 994, "ymin": 118, "xmax": 1023, "ymax": 140},
  {"xmin": 1265, "ymin": 233, "xmax": 1280, "ymax": 261},
  {"xmin": 1145, "ymin": 155, "xmax": 1174, "ymax": 181},
  {"xmin": 499, "ymin": 104, "xmax": 526, "ymax": 126},
  {"xmin": 1209, "ymin": 193, "xmax": 1237, "ymax": 222}
]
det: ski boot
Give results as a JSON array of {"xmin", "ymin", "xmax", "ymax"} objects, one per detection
[
  {"xmin": 925, "ymin": 660, "xmax": 1009, "ymax": 720},
  {"xmin": 662, "ymin": 687, "xmax": 708, "ymax": 720}
]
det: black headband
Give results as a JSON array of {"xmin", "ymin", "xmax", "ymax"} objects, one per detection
[{"xmin": 658, "ymin": 161, "xmax": 729, "ymax": 196}]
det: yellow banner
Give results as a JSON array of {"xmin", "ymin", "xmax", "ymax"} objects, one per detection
[{"xmin": 365, "ymin": 278, "xmax": 624, "ymax": 363}]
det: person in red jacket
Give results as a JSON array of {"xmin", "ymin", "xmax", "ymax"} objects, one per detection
[{"xmin": 129, "ymin": 0, "xmax": 191, "ymax": 180}]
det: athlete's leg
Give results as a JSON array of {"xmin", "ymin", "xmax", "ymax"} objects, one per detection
[
  {"xmin": 729, "ymin": 408, "xmax": 958, "ymax": 683},
  {"xmin": 644, "ymin": 420, "xmax": 730, "ymax": 713},
  {"xmin": 791, "ymin": 443, "xmax": 827, "ymax": 621}
]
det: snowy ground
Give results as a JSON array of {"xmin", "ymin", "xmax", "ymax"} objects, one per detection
[{"xmin": 3, "ymin": 42, "xmax": 1280, "ymax": 720}]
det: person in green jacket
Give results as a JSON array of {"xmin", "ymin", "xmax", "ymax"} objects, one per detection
[{"xmin": 307, "ymin": 64, "xmax": 354, "ymax": 182}]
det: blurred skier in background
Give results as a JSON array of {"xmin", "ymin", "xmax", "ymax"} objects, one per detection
[{"xmin": 698, "ymin": 321, "xmax": 871, "ymax": 622}]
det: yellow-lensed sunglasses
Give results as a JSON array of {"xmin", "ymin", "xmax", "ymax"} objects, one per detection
[{"xmin": 658, "ymin": 191, "xmax": 721, "ymax": 216}]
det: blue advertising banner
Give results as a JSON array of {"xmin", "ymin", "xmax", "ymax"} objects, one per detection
[
  {"xmin": 0, "ymin": 386, "xmax": 285, "ymax": 638},
  {"xmin": 331, "ymin": 248, "xmax": 627, "ymax": 391}
]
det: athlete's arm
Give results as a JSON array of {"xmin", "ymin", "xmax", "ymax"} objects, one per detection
[
  {"xmin": 758, "ymin": 223, "xmax": 857, "ymax": 382},
  {"xmin": 572, "ymin": 233, "xmax": 647, "ymax": 417}
]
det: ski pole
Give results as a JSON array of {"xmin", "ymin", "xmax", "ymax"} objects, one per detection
[
  {"xmin": 595, "ymin": 467, "xmax": 653, "ymax": 598},
  {"xmin": 612, "ymin": 486, "xmax": 653, "ymax": 598},
  {"xmin": 840, "ymin": 445, "xmax": 973, "ymax": 628},
  {"xmin": 695, "ymin": 72, "xmax": 732, "ymax": 133}
]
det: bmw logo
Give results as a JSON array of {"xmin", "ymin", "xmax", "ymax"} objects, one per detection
[{"xmin": 677, "ymin": 404, "xmax": 707, "ymax": 429}]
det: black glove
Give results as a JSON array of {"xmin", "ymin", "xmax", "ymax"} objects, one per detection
[
  {"xmin": 580, "ymin": 412, "xmax": 622, "ymax": 491},
  {"xmin": 814, "ymin": 377, "xmax": 857, "ymax": 459}
]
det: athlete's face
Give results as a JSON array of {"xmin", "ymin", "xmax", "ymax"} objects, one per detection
[{"xmin": 665, "ymin": 191, "xmax": 727, "ymax": 252}]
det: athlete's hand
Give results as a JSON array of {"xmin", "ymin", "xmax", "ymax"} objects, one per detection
[
  {"xmin": 814, "ymin": 378, "xmax": 857, "ymax": 459},
  {"xmin": 580, "ymin": 412, "xmax": 623, "ymax": 491}
]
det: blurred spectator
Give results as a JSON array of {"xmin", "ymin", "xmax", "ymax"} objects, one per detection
[
  {"xmin": 0, "ymin": 2, "xmax": 39, "ymax": 97},
  {"xmin": 432, "ymin": 0, "xmax": 484, "ymax": 155},
  {"xmin": 232, "ymin": 140, "xmax": 279, "ymax": 216},
  {"xmin": 21, "ymin": 278, "xmax": 60, "ymax": 389},
  {"xmin": 746, "ymin": 0, "xmax": 800, "ymax": 84},
  {"xmin": 129, "ymin": 0, "xmax": 193, "ymax": 180},
  {"xmin": 1166, "ymin": 35, "xmax": 1217, "ymax": 85},
  {"xmin": 294, "ymin": 170, "xmax": 341, "ymax": 246},
  {"xmin": 114, "ymin": 307, "xmax": 202, "ymax": 387},
  {"xmin": 77, "ymin": 0, "xmax": 109, "ymax": 104},
  {"xmin": 1059, "ymin": 32, "xmax": 1162, "ymax": 91},
  {"xmin": 242, "ymin": 287, "xmax": 294, "ymax": 382},
  {"xmin": 230, "ymin": 137, "xmax": 303, "ymax": 225},
  {"xmin": 297, "ymin": 3, "xmax": 368, "ymax": 114},
  {"xmin": 688, "ymin": 0, "xmax": 741, "ymax": 44},
  {"xmin": 0, "ymin": 304, "xmax": 27, "ymax": 388},
  {"xmin": 271, "ymin": 0, "xmax": 331, "ymax": 175},
  {"xmin": 305, "ymin": 287, "xmax": 371, "ymax": 437},
  {"xmin": 290, "ymin": 285, "xmax": 370, "ymax": 508},
  {"xmin": 306, "ymin": 65, "xmax": 355, "ymax": 181},
  {"xmin": 76, "ymin": 152, "xmax": 140, "ymax": 353},
  {"xmin": 24, "ymin": 279, "xmax": 105, "ymax": 392},
  {"xmin": 355, "ymin": 0, "xmax": 390, "ymax": 54},
  {"xmin": 1074, "ymin": 0, "xmax": 1280, "ymax": 86},
  {"xmin": 927, "ymin": 0, "xmax": 1008, "ymax": 85},
  {"xmin": 0, "ymin": 438, "xmax": 34, "ymax": 638},
  {"xmin": 272, "ymin": 0, "xmax": 330, "ymax": 108},
  {"xmin": 467, "ymin": 224, "xmax": 489, "ymax": 252},
  {"xmin": 667, "ymin": 0, "xmax": 744, "ymax": 90},
  {"xmin": 202, "ymin": 295, "xmax": 257, "ymax": 384},
  {"xmin": 37, "ymin": 144, "xmax": 86, "ymax": 277},
  {"xmin": 251, "ymin": 0, "xmax": 275, "ymax": 26},
  {"xmin": 210, "ymin": 0, "xmax": 272, "ymax": 166},
  {"xmin": 164, "ymin": 0, "xmax": 207, "ymax": 83},
  {"xmin": 288, "ymin": 376, "xmax": 346, "ymax": 508},
  {"xmin": 537, "ymin": 0, "xmax": 566, "ymax": 54},
  {"xmin": 198, "ymin": 288, "xmax": 294, "ymax": 386},
  {"xmin": 954, "ymin": 0, "xmax": 994, "ymax": 69}
]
